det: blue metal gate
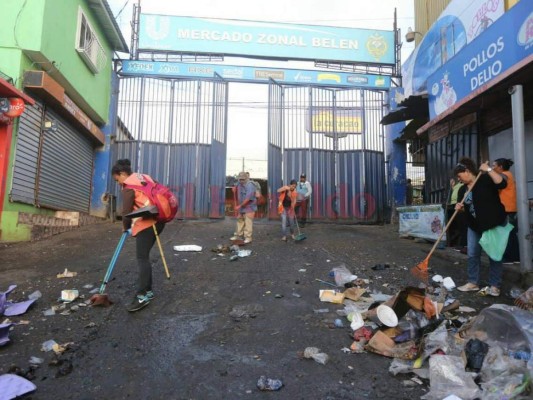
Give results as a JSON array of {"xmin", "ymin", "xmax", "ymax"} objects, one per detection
[
  {"xmin": 268, "ymin": 83, "xmax": 386, "ymax": 223},
  {"xmin": 111, "ymin": 76, "xmax": 228, "ymax": 219}
]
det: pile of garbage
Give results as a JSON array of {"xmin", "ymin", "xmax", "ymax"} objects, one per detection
[{"xmin": 317, "ymin": 264, "xmax": 532, "ymax": 400}]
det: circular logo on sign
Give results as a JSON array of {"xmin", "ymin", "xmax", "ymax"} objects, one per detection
[{"xmin": 366, "ymin": 33, "xmax": 388, "ymax": 61}]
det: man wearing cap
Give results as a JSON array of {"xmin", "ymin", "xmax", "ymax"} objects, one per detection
[
  {"xmin": 231, "ymin": 171, "xmax": 257, "ymax": 244},
  {"xmin": 295, "ymin": 173, "xmax": 312, "ymax": 227}
]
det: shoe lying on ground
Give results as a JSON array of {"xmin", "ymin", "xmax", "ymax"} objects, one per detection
[
  {"xmin": 478, "ymin": 286, "xmax": 500, "ymax": 297},
  {"xmin": 230, "ymin": 236, "xmax": 242, "ymax": 241},
  {"xmin": 457, "ymin": 282, "xmax": 480, "ymax": 292},
  {"xmin": 127, "ymin": 293, "xmax": 151, "ymax": 312}
]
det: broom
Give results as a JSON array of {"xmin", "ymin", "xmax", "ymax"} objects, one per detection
[
  {"xmin": 294, "ymin": 214, "xmax": 307, "ymax": 242},
  {"xmin": 411, "ymin": 171, "xmax": 482, "ymax": 283}
]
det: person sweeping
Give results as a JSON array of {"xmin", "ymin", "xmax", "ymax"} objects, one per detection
[{"xmin": 111, "ymin": 159, "xmax": 166, "ymax": 312}]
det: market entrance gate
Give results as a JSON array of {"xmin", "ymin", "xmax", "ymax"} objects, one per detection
[{"xmin": 111, "ymin": 72, "xmax": 386, "ymax": 223}]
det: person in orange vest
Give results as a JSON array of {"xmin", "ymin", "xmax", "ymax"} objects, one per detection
[
  {"xmin": 111, "ymin": 159, "xmax": 165, "ymax": 312},
  {"xmin": 277, "ymin": 180, "xmax": 298, "ymax": 241},
  {"xmin": 493, "ymin": 158, "xmax": 520, "ymax": 264}
]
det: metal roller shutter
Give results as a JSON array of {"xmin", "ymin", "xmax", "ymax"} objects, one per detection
[
  {"xmin": 10, "ymin": 101, "xmax": 44, "ymax": 205},
  {"xmin": 36, "ymin": 108, "xmax": 94, "ymax": 212}
]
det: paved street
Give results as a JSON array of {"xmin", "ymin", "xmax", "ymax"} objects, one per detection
[{"xmin": 0, "ymin": 219, "xmax": 516, "ymax": 399}]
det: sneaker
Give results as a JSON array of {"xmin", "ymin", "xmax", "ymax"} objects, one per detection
[
  {"xmin": 243, "ymin": 238, "xmax": 252, "ymax": 244},
  {"xmin": 127, "ymin": 294, "xmax": 151, "ymax": 312},
  {"xmin": 230, "ymin": 236, "xmax": 242, "ymax": 241},
  {"xmin": 145, "ymin": 291, "xmax": 154, "ymax": 300},
  {"xmin": 457, "ymin": 282, "xmax": 480, "ymax": 292}
]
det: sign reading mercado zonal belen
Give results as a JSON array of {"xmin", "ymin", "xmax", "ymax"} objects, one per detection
[{"xmin": 139, "ymin": 15, "xmax": 395, "ymax": 65}]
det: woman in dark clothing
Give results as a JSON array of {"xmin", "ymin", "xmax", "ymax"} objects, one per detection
[{"xmin": 454, "ymin": 157, "xmax": 507, "ymax": 297}]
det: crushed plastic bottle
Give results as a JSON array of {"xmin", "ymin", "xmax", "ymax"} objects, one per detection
[
  {"xmin": 28, "ymin": 290, "xmax": 42, "ymax": 300},
  {"xmin": 256, "ymin": 375, "xmax": 283, "ymax": 391}
]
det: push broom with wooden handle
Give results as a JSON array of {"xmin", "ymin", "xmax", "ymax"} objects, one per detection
[{"xmin": 410, "ymin": 171, "xmax": 483, "ymax": 283}]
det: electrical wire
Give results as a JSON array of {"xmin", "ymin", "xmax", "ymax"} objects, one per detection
[{"xmin": 114, "ymin": 0, "xmax": 131, "ymax": 19}]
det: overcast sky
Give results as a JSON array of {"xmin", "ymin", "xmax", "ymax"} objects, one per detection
[{"xmin": 107, "ymin": 0, "xmax": 415, "ymax": 177}]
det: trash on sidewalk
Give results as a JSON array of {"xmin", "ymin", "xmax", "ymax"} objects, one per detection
[
  {"xmin": 343, "ymin": 287, "xmax": 366, "ymax": 301},
  {"xmin": 173, "ymin": 245, "xmax": 202, "ymax": 252},
  {"xmin": 0, "ymin": 322, "xmax": 14, "ymax": 347},
  {"xmin": 256, "ymin": 375, "xmax": 283, "ymax": 391},
  {"xmin": 237, "ymin": 249, "xmax": 252, "ymax": 257},
  {"xmin": 372, "ymin": 263, "xmax": 390, "ymax": 271},
  {"xmin": 319, "ymin": 290, "xmax": 345, "ymax": 304},
  {"xmin": 514, "ymin": 286, "xmax": 533, "ymax": 310},
  {"xmin": 60, "ymin": 289, "xmax": 79, "ymax": 302},
  {"xmin": 56, "ymin": 268, "xmax": 77, "ymax": 278},
  {"xmin": 0, "ymin": 373, "xmax": 37, "ymax": 400},
  {"xmin": 302, "ymin": 346, "xmax": 329, "ymax": 365},
  {"xmin": 41, "ymin": 339, "xmax": 58, "ymax": 352},
  {"xmin": 331, "ymin": 264, "xmax": 357, "ymax": 286},
  {"xmin": 1, "ymin": 285, "xmax": 38, "ymax": 317}
]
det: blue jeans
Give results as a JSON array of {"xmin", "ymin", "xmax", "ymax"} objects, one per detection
[
  {"xmin": 281, "ymin": 208, "xmax": 295, "ymax": 236},
  {"xmin": 467, "ymin": 227, "xmax": 503, "ymax": 288}
]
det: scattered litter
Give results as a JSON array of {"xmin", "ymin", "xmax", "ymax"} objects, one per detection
[
  {"xmin": 313, "ymin": 308, "xmax": 329, "ymax": 313},
  {"xmin": 343, "ymin": 287, "xmax": 366, "ymax": 301},
  {"xmin": 341, "ymin": 347, "xmax": 351, "ymax": 354},
  {"xmin": 41, "ymin": 339, "xmax": 58, "ymax": 352},
  {"xmin": 292, "ymin": 293, "xmax": 301, "ymax": 298},
  {"xmin": 442, "ymin": 277, "xmax": 456, "ymax": 290},
  {"xmin": 89, "ymin": 287, "xmax": 100, "ymax": 294},
  {"xmin": 256, "ymin": 375, "xmax": 283, "ymax": 391},
  {"xmin": 173, "ymin": 245, "xmax": 202, "ymax": 252},
  {"xmin": 303, "ymin": 347, "xmax": 329, "ymax": 365},
  {"xmin": 348, "ymin": 312, "xmax": 364, "ymax": 331},
  {"xmin": 0, "ymin": 322, "xmax": 14, "ymax": 347},
  {"xmin": 319, "ymin": 290, "xmax": 345, "ymax": 304},
  {"xmin": 298, "ymin": 268, "xmax": 307, "ymax": 272},
  {"xmin": 85, "ymin": 322, "xmax": 96, "ymax": 328},
  {"xmin": 457, "ymin": 306, "xmax": 476, "ymax": 314},
  {"xmin": 57, "ymin": 268, "xmax": 77, "ymax": 278},
  {"xmin": 3, "ymin": 299, "xmax": 37, "ymax": 317},
  {"xmin": 274, "ymin": 294, "xmax": 283, "ymax": 299},
  {"xmin": 237, "ymin": 249, "xmax": 252, "ymax": 257},
  {"xmin": 28, "ymin": 356, "xmax": 44, "ymax": 366},
  {"xmin": 28, "ymin": 291, "xmax": 42, "ymax": 300},
  {"xmin": 432, "ymin": 275, "xmax": 443, "ymax": 283},
  {"xmin": 43, "ymin": 308, "xmax": 55, "ymax": 316},
  {"xmin": 0, "ymin": 374, "xmax": 36, "ymax": 400},
  {"xmin": 229, "ymin": 255, "xmax": 239, "ymax": 261},
  {"xmin": 376, "ymin": 305, "xmax": 398, "ymax": 327},
  {"xmin": 334, "ymin": 318, "xmax": 344, "ymax": 328},
  {"xmin": 331, "ymin": 264, "xmax": 357, "ymax": 286},
  {"xmin": 60, "ymin": 289, "xmax": 79, "ymax": 302},
  {"xmin": 83, "ymin": 284, "xmax": 94, "ymax": 289},
  {"xmin": 371, "ymin": 263, "xmax": 390, "ymax": 271}
]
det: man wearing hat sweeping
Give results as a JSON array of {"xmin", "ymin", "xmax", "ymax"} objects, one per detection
[
  {"xmin": 295, "ymin": 173, "xmax": 312, "ymax": 227},
  {"xmin": 231, "ymin": 171, "xmax": 257, "ymax": 244}
]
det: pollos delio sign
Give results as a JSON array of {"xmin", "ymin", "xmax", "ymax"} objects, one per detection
[{"xmin": 428, "ymin": 0, "xmax": 533, "ymax": 119}]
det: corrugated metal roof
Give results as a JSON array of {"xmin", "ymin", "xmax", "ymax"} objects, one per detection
[{"xmin": 86, "ymin": 0, "xmax": 129, "ymax": 53}]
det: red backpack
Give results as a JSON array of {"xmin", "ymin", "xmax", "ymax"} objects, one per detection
[{"xmin": 126, "ymin": 174, "xmax": 178, "ymax": 223}]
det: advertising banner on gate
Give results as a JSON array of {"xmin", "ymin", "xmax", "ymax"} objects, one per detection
[
  {"xmin": 397, "ymin": 205, "xmax": 446, "ymax": 241},
  {"xmin": 305, "ymin": 107, "xmax": 362, "ymax": 137},
  {"xmin": 401, "ymin": 0, "xmax": 505, "ymax": 97},
  {"xmin": 139, "ymin": 14, "xmax": 395, "ymax": 64},
  {"xmin": 427, "ymin": 0, "xmax": 533, "ymax": 119},
  {"xmin": 120, "ymin": 60, "xmax": 391, "ymax": 89}
]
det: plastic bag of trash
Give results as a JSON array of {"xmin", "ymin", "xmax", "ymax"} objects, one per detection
[
  {"xmin": 481, "ymin": 372, "xmax": 530, "ymax": 400},
  {"xmin": 421, "ymin": 355, "xmax": 482, "ymax": 400},
  {"xmin": 331, "ymin": 264, "xmax": 357, "ymax": 286},
  {"xmin": 468, "ymin": 305, "xmax": 533, "ymax": 359},
  {"xmin": 479, "ymin": 222, "xmax": 513, "ymax": 261},
  {"xmin": 480, "ymin": 346, "xmax": 529, "ymax": 382},
  {"xmin": 303, "ymin": 347, "xmax": 329, "ymax": 365}
]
